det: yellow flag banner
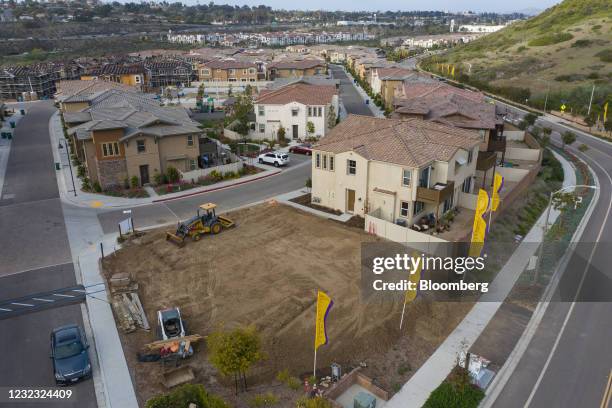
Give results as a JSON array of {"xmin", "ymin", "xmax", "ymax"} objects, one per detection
[
  {"xmin": 604, "ymin": 102, "xmax": 608, "ymax": 123},
  {"xmin": 314, "ymin": 291, "xmax": 333, "ymax": 350},
  {"xmin": 491, "ymin": 173, "xmax": 504, "ymax": 212},
  {"xmin": 469, "ymin": 189, "xmax": 489, "ymax": 257},
  {"xmin": 404, "ymin": 251, "xmax": 423, "ymax": 304},
  {"xmin": 451, "ymin": 65, "xmax": 455, "ymax": 77}
]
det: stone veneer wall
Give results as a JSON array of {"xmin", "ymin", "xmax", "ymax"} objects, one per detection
[{"xmin": 96, "ymin": 158, "xmax": 128, "ymax": 188}]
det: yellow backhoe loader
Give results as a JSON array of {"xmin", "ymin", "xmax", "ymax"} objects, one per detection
[{"xmin": 166, "ymin": 203, "xmax": 234, "ymax": 247}]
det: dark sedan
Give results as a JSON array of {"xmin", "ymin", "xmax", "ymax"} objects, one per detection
[
  {"xmin": 288, "ymin": 143, "xmax": 312, "ymax": 155},
  {"xmin": 50, "ymin": 324, "xmax": 92, "ymax": 385}
]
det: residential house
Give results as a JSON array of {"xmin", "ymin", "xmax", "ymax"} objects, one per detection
[
  {"xmin": 254, "ymin": 82, "xmax": 339, "ymax": 141},
  {"xmin": 197, "ymin": 59, "xmax": 259, "ymax": 83},
  {"xmin": 65, "ymin": 97, "xmax": 202, "ymax": 188},
  {"xmin": 80, "ymin": 64, "xmax": 146, "ymax": 90},
  {"xmin": 392, "ymin": 83, "xmax": 505, "ymax": 175},
  {"xmin": 311, "ymin": 115, "xmax": 481, "ymax": 225},
  {"xmin": 370, "ymin": 68, "xmax": 433, "ymax": 108},
  {"xmin": 266, "ymin": 60, "xmax": 327, "ymax": 80},
  {"xmin": 55, "ymin": 80, "xmax": 140, "ymax": 112}
]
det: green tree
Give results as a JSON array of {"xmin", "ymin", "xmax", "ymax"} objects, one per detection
[
  {"xmin": 146, "ymin": 384, "xmax": 229, "ymax": 408},
  {"xmin": 277, "ymin": 126, "xmax": 286, "ymax": 144},
  {"xmin": 583, "ymin": 115, "xmax": 594, "ymax": 131},
  {"xmin": 166, "ymin": 166, "xmax": 181, "ymax": 184},
  {"xmin": 232, "ymin": 92, "xmax": 254, "ymax": 137},
  {"xmin": 306, "ymin": 121, "xmax": 315, "ymax": 136},
  {"xmin": 542, "ymin": 127, "xmax": 552, "ymax": 137},
  {"xmin": 552, "ymin": 191, "xmax": 581, "ymax": 231},
  {"xmin": 561, "ymin": 131, "xmax": 576, "ymax": 149},
  {"xmin": 327, "ymin": 105, "xmax": 337, "ymax": 129},
  {"xmin": 605, "ymin": 119, "xmax": 612, "ymax": 135},
  {"xmin": 524, "ymin": 113, "xmax": 537, "ymax": 127},
  {"xmin": 207, "ymin": 326, "xmax": 264, "ymax": 395},
  {"xmin": 541, "ymin": 135, "xmax": 551, "ymax": 149}
]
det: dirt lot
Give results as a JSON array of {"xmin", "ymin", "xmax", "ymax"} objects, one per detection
[{"xmin": 102, "ymin": 203, "xmax": 471, "ymax": 406}]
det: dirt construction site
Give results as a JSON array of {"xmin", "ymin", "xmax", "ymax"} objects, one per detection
[{"xmin": 102, "ymin": 203, "xmax": 471, "ymax": 406}]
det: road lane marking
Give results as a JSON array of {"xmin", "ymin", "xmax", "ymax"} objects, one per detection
[
  {"xmin": 11, "ymin": 302, "xmax": 34, "ymax": 307},
  {"xmin": 524, "ymin": 148, "xmax": 612, "ymax": 408},
  {"xmin": 0, "ymin": 261, "xmax": 73, "ymax": 278},
  {"xmin": 32, "ymin": 298, "xmax": 54, "ymax": 302},
  {"xmin": 52, "ymin": 293, "xmax": 75, "ymax": 298}
]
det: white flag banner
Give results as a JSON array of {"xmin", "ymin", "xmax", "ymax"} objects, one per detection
[{"xmin": 119, "ymin": 218, "xmax": 133, "ymax": 235}]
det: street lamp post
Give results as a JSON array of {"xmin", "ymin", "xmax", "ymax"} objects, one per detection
[
  {"xmin": 58, "ymin": 138, "xmax": 77, "ymax": 197},
  {"xmin": 533, "ymin": 184, "xmax": 598, "ymax": 284}
]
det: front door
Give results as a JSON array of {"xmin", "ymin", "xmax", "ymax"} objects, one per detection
[
  {"xmin": 292, "ymin": 125, "xmax": 299, "ymax": 140},
  {"xmin": 346, "ymin": 189, "xmax": 355, "ymax": 213},
  {"xmin": 139, "ymin": 165, "xmax": 150, "ymax": 185}
]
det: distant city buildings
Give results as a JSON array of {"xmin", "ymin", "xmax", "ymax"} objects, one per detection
[{"xmin": 458, "ymin": 24, "xmax": 507, "ymax": 33}]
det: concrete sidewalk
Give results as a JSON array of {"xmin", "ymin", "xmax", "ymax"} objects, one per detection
[
  {"xmin": 0, "ymin": 109, "xmax": 26, "ymax": 197},
  {"xmin": 386, "ymin": 151, "xmax": 577, "ymax": 408},
  {"xmin": 49, "ymin": 112, "xmax": 284, "ymax": 209}
]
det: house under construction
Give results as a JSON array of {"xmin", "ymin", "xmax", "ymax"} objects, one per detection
[{"xmin": 0, "ymin": 63, "xmax": 83, "ymax": 101}]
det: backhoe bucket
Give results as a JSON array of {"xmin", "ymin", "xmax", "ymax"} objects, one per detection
[
  {"xmin": 217, "ymin": 215, "xmax": 234, "ymax": 228},
  {"xmin": 165, "ymin": 232, "xmax": 185, "ymax": 247}
]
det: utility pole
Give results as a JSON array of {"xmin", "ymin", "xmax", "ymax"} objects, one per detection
[{"xmin": 587, "ymin": 84, "xmax": 595, "ymax": 116}]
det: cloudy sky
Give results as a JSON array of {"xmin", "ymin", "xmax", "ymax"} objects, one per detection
[{"xmin": 195, "ymin": 0, "xmax": 561, "ymax": 13}]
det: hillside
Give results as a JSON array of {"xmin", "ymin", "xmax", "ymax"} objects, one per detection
[{"xmin": 424, "ymin": 0, "xmax": 611, "ymax": 116}]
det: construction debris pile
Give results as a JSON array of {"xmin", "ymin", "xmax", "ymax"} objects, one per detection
[{"xmin": 109, "ymin": 273, "xmax": 150, "ymax": 333}]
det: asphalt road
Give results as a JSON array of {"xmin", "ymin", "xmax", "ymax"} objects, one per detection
[
  {"xmin": 490, "ymin": 102, "xmax": 612, "ymax": 408},
  {"xmin": 328, "ymin": 65, "xmax": 375, "ymax": 116},
  {"xmin": 0, "ymin": 101, "xmax": 96, "ymax": 408},
  {"xmin": 97, "ymin": 153, "xmax": 312, "ymax": 234}
]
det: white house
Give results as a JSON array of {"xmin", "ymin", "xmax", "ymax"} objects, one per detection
[
  {"xmin": 254, "ymin": 82, "xmax": 339, "ymax": 141},
  {"xmin": 311, "ymin": 115, "xmax": 481, "ymax": 225}
]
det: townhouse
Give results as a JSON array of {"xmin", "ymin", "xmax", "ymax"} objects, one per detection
[
  {"xmin": 196, "ymin": 59, "xmax": 259, "ymax": 83},
  {"xmin": 55, "ymin": 80, "xmax": 140, "ymax": 112},
  {"xmin": 61, "ymin": 90, "xmax": 203, "ymax": 189},
  {"xmin": 370, "ymin": 68, "xmax": 434, "ymax": 108},
  {"xmin": 311, "ymin": 115, "xmax": 481, "ymax": 225},
  {"xmin": 266, "ymin": 60, "xmax": 327, "ymax": 80},
  {"xmin": 254, "ymin": 82, "xmax": 339, "ymax": 141},
  {"xmin": 392, "ymin": 83, "xmax": 505, "ymax": 175}
]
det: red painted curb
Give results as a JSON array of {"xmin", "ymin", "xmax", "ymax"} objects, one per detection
[{"xmin": 152, "ymin": 170, "xmax": 282, "ymax": 203}]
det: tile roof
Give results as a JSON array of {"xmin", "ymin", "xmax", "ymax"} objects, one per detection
[
  {"xmin": 55, "ymin": 80, "xmax": 139, "ymax": 102},
  {"xmin": 394, "ymin": 84, "xmax": 499, "ymax": 130},
  {"xmin": 268, "ymin": 59, "xmax": 326, "ymax": 70},
  {"xmin": 256, "ymin": 82, "xmax": 337, "ymax": 105},
  {"xmin": 314, "ymin": 115, "xmax": 480, "ymax": 168},
  {"xmin": 202, "ymin": 59, "xmax": 258, "ymax": 69}
]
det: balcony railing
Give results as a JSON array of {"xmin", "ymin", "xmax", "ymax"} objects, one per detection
[
  {"xmin": 476, "ymin": 151, "xmax": 497, "ymax": 171},
  {"xmin": 416, "ymin": 181, "xmax": 455, "ymax": 204},
  {"xmin": 488, "ymin": 136, "xmax": 506, "ymax": 152}
]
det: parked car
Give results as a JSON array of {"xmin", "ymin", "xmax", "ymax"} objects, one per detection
[
  {"xmin": 50, "ymin": 325, "xmax": 91, "ymax": 385},
  {"xmin": 289, "ymin": 143, "xmax": 312, "ymax": 155},
  {"xmin": 257, "ymin": 151, "xmax": 290, "ymax": 167}
]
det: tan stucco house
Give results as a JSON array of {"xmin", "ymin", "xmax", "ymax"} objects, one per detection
[{"xmin": 311, "ymin": 115, "xmax": 481, "ymax": 225}]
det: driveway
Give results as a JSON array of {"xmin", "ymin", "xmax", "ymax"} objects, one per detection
[{"xmin": 0, "ymin": 101, "xmax": 96, "ymax": 407}]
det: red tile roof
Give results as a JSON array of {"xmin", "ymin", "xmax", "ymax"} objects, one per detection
[{"xmin": 256, "ymin": 83, "xmax": 337, "ymax": 105}]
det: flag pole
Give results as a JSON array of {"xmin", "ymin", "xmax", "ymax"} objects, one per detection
[
  {"xmin": 313, "ymin": 348, "xmax": 317, "ymax": 378},
  {"xmin": 313, "ymin": 289, "xmax": 317, "ymax": 378},
  {"xmin": 399, "ymin": 300, "xmax": 407, "ymax": 330}
]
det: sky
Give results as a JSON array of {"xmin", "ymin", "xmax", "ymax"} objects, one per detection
[{"xmin": 189, "ymin": 0, "xmax": 562, "ymax": 13}]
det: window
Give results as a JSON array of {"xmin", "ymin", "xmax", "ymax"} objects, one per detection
[
  {"xmin": 292, "ymin": 108, "xmax": 298, "ymax": 117},
  {"xmin": 479, "ymin": 129, "xmax": 486, "ymax": 141},
  {"xmin": 347, "ymin": 159, "xmax": 356, "ymax": 175},
  {"xmin": 229, "ymin": 69, "xmax": 236, "ymax": 75},
  {"xmin": 187, "ymin": 135, "xmax": 194, "ymax": 146},
  {"xmin": 322, "ymin": 154, "xmax": 327, "ymax": 169},
  {"xmin": 243, "ymin": 69, "xmax": 248, "ymax": 75},
  {"xmin": 259, "ymin": 124, "xmax": 265, "ymax": 133},
  {"xmin": 249, "ymin": 68, "xmax": 256, "ymax": 74},
  {"xmin": 308, "ymin": 107, "xmax": 312, "ymax": 117},
  {"xmin": 137, "ymin": 140, "xmax": 145, "ymax": 153},
  {"xmin": 413, "ymin": 201, "xmax": 425, "ymax": 215},
  {"xmin": 201, "ymin": 68, "xmax": 211, "ymax": 75},
  {"xmin": 462, "ymin": 177, "xmax": 472, "ymax": 193},
  {"xmin": 329, "ymin": 155, "xmax": 334, "ymax": 171},
  {"xmin": 400, "ymin": 201, "xmax": 410, "ymax": 218},
  {"xmin": 189, "ymin": 159, "xmax": 197, "ymax": 170},
  {"xmin": 467, "ymin": 149, "xmax": 473, "ymax": 164},
  {"xmin": 101, "ymin": 142, "xmax": 120, "ymax": 157},
  {"xmin": 402, "ymin": 169, "xmax": 411, "ymax": 186},
  {"xmin": 315, "ymin": 153, "xmax": 321, "ymax": 168},
  {"xmin": 258, "ymin": 106, "xmax": 265, "ymax": 116},
  {"xmin": 317, "ymin": 107, "xmax": 322, "ymax": 117},
  {"xmin": 135, "ymin": 75, "xmax": 141, "ymax": 84}
]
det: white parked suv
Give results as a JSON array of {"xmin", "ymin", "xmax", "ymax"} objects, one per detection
[{"xmin": 257, "ymin": 151, "xmax": 290, "ymax": 167}]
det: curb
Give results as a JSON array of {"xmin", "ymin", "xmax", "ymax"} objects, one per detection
[
  {"xmin": 480, "ymin": 149, "xmax": 600, "ymax": 407},
  {"xmin": 152, "ymin": 168, "xmax": 282, "ymax": 203}
]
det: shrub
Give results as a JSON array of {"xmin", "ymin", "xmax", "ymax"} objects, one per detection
[
  {"xmin": 571, "ymin": 39, "xmax": 592, "ymax": 48},
  {"xmin": 423, "ymin": 366, "xmax": 484, "ymax": 408},
  {"xmin": 578, "ymin": 143, "xmax": 589, "ymax": 152},
  {"xmin": 93, "ymin": 181, "xmax": 102, "ymax": 193},
  {"xmin": 249, "ymin": 393, "xmax": 279, "ymax": 407},
  {"xmin": 81, "ymin": 177, "xmax": 91, "ymax": 191},
  {"xmin": 77, "ymin": 165, "xmax": 87, "ymax": 179},
  {"xmin": 517, "ymin": 45, "xmax": 527, "ymax": 52},
  {"xmin": 595, "ymin": 49, "xmax": 612, "ymax": 63},
  {"xmin": 295, "ymin": 397, "xmax": 332, "ymax": 408},
  {"xmin": 276, "ymin": 369, "xmax": 290, "ymax": 383},
  {"xmin": 130, "ymin": 175, "xmax": 139, "ymax": 189},
  {"xmin": 223, "ymin": 171, "xmax": 237, "ymax": 179},
  {"xmin": 145, "ymin": 384, "xmax": 229, "ymax": 408},
  {"xmin": 208, "ymin": 170, "xmax": 223, "ymax": 182},
  {"xmin": 286, "ymin": 376, "xmax": 301, "ymax": 391},
  {"xmin": 166, "ymin": 166, "xmax": 181, "ymax": 183},
  {"xmin": 153, "ymin": 171, "xmax": 165, "ymax": 186},
  {"xmin": 527, "ymin": 32, "xmax": 573, "ymax": 47}
]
